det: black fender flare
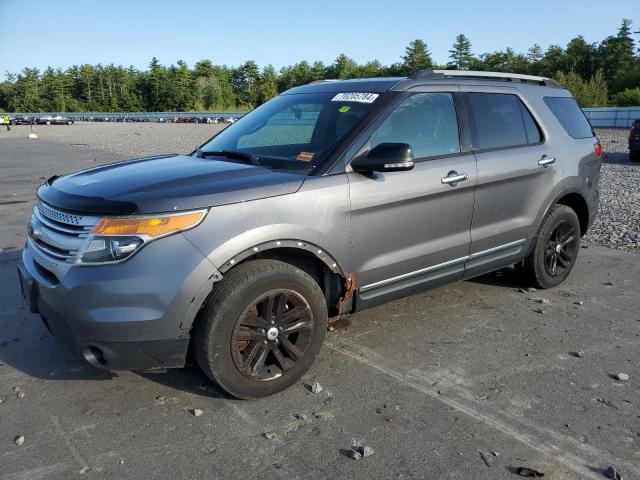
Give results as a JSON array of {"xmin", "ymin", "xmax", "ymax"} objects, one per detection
[{"xmin": 216, "ymin": 239, "xmax": 348, "ymax": 279}]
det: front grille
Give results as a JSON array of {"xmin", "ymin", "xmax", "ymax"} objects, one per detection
[
  {"xmin": 28, "ymin": 202, "xmax": 100, "ymax": 278},
  {"xmin": 37, "ymin": 202, "xmax": 85, "ymax": 225}
]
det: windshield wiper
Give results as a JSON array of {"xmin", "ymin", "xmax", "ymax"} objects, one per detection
[{"xmin": 198, "ymin": 149, "xmax": 261, "ymax": 166}]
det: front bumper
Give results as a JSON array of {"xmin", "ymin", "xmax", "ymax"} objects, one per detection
[{"xmin": 18, "ymin": 233, "xmax": 218, "ymax": 370}]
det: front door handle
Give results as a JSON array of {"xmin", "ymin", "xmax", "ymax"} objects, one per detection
[
  {"xmin": 538, "ymin": 156, "xmax": 556, "ymax": 167},
  {"xmin": 441, "ymin": 171, "xmax": 469, "ymax": 185}
]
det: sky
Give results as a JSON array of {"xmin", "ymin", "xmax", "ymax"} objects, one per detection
[{"xmin": 0, "ymin": 0, "xmax": 636, "ymax": 79}]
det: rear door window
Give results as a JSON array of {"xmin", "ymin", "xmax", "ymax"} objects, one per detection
[
  {"xmin": 369, "ymin": 92, "xmax": 460, "ymax": 159},
  {"xmin": 466, "ymin": 93, "xmax": 527, "ymax": 150},
  {"xmin": 543, "ymin": 97, "xmax": 594, "ymax": 139}
]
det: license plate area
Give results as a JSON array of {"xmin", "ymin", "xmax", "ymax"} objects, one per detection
[{"xmin": 17, "ymin": 266, "xmax": 38, "ymax": 313}]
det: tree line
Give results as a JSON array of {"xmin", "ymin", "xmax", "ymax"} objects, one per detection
[{"xmin": 1, "ymin": 19, "xmax": 638, "ymax": 113}]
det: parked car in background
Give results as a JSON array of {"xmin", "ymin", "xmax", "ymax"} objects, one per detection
[
  {"xmin": 629, "ymin": 119, "xmax": 640, "ymax": 162},
  {"xmin": 18, "ymin": 70, "xmax": 601, "ymax": 399},
  {"xmin": 35, "ymin": 115, "xmax": 74, "ymax": 125},
  {"xmin": 10, "ymin": 115, "xmax": 34, "ymax": 125}
]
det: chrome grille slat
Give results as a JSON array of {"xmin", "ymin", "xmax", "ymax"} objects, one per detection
[
  {"xmin": 29, "ymin": 239, "xmax": 64, "ymax": 273},
  {"xmin": 32, "ymin": 239, "xmax": 74, "ymax": 260},
  {"xmin": 31, "ymin": 216, "xmax": 87, "ymax": 254},
  {"xmin": 34, "ymin": 207, "xmax": 89, "ymax": 235},
  {"xmin": 37, "ymin": 202, "xmax": 100, "ymax": 227},
  {"xmin": 29, "ymin": 202, "xmax": 99, "ymax": 277}
]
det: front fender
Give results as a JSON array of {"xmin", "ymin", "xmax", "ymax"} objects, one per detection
[{"xmin": 182, "ymin": 175, "xmax": 353, "ymax": 276}]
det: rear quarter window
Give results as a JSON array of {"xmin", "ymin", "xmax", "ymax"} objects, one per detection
[{"xmin": 543, "ymin": 97, "xmax": 594, "ymax": 139}]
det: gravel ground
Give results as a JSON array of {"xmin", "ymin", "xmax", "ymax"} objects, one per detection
[
  {"xmin": 2, "ymin": 124, "xmax": 638, "ymax": 252},
  {"xmin": 1, "ymin": 122, "xmax": 226, "ymax": 158},
  {"xmin": 584, "ymin": 128, "xmax": 640, "ymax": 251},
  {"xmin": 1, "ymin": 134, "xmax": 640, "ymax": 479}
]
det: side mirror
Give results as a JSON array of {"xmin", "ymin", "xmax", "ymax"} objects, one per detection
[{"xmin": 351, "ymin": 143, "xmax": 415, "ymax": 173}]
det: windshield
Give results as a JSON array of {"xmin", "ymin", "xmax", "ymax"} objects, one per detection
[{"xmin": 200, "ymin": 92, "xmax": 378, "ymax": 173}]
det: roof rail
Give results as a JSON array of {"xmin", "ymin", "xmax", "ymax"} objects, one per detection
[{"xmin": 409, "ymin": 70, "xmax": 562, "ymax": 88}]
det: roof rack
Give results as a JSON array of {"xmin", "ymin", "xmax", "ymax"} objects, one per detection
[{"xmin": 409, "ymin": 70, "xmax": 562, "ymax": 88}]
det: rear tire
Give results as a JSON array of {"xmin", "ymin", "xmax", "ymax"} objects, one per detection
[
  {"xmin": 45, "ymin": 120, "xmax": 51, "ymax": 125},
  {"xmin": 193, "ymin": 259, "xmax": 327, "ymax": 399},
  {"xmin": 522, "ymin": 205, "xmax": 581, "ymax": 289}
]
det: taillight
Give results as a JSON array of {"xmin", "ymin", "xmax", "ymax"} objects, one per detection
[{"xmin": 594, "ymin": 142, "xmax": 603, "ymax": 158}]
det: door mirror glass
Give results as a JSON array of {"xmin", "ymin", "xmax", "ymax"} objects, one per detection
[{"xmin": 351, "ymin": 143, "xmax": 415, "ymax": 172}]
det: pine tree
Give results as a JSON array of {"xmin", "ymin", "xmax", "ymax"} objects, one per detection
[
  {"xmin": 328, "ymin": 54, "xmax": 359, "ymax": 79},
  {"xmin": 566, "ymin": 36, "xmax": 598, "ymax": 80},
  {"xmin": 402, "ymin": 40, "xmax": 433, "ymax": 74},
  {"xmin": 448, "ymin": 34, "xmax": 473, "ymax": 70},
  {"xmin": 599, "ymin": 19, "xmax": 635, "ymax": 89},
  {"xmin": 257, "ymin": 65, "xmax": 278, "ymax": 104},
  {"xmin": 527, "ymin": 44, "xmax": 543, "ymax": 63}
]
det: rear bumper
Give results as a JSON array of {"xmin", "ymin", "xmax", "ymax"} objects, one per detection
[{"xmin": 18, "ymin": 233, "xmax": 218, "ymax": 370}]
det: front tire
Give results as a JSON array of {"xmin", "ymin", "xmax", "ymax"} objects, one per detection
[
  {"xmin": 522, "ymin": 205, "xmax": 581, "ymax": 289},
  {"xmin": 193, "ymin": 260, "xmax": 328, "ymax": 399}
]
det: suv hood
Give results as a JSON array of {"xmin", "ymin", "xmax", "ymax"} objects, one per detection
[{"xmin": 37, "ymin": 154, "xmax": 305, "ymax": 215}]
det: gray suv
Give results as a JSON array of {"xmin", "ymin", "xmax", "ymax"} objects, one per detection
[{"xmin": 18, "ymin": 70, "xmax": 601, "ymax": 398}]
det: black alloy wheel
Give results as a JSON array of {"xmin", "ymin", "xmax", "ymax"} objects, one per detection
[
  {"xmin": 231, "ymin": 289, "xmax": 314, "ymax": 381},
  {"xmin": 543, "ymin": 220, "xmax": 578, "ymax": 277}
]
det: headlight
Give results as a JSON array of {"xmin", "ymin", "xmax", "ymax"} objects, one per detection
[{"xmin": 75, "ymin": 209, "xmax": 207, "ymax": 265}]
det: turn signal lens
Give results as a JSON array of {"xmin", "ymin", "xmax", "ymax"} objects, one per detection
[{"xmin": 93, "ymin": 210, "xmax": 206, "ymax": 238}]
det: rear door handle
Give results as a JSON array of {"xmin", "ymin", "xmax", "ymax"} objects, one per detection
[
  {"xmin": 441, "ymin": 172, "xmax": 469, "ymax": 185},
  {"xmin": 538, "ymin": 156, "xmax": 556, "ymax": 167}
]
